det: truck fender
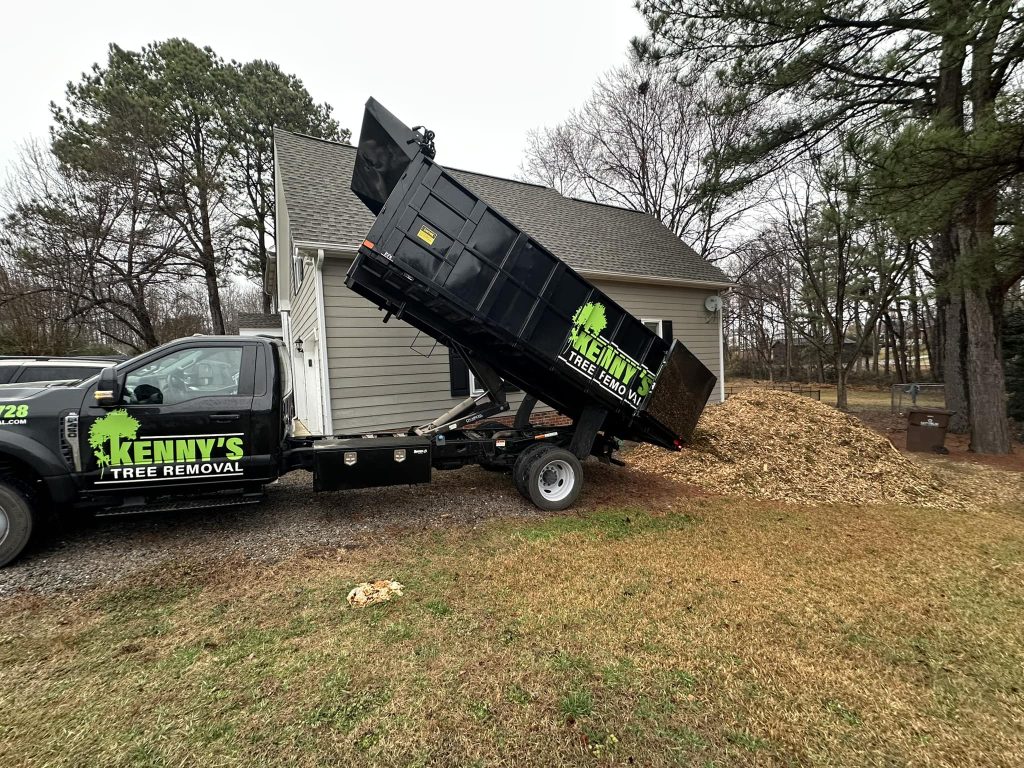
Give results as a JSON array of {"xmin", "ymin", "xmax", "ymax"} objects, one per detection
[{"xmin": 0, "ymin": 431, "xmax": 77, "ymax": 504}]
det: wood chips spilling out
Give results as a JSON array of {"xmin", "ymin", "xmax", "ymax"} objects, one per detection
[
  {"xmin": 346, "ymin": 580, "xmax": 404, "ymax": 608},
  {"xmin": 629, "ymin": 390, "xmax": 1023, "ymax": 510}
]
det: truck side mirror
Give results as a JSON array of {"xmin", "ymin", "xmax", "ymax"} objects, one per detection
[{"xmin": 94, "ymin": 366, "xmax": 125, "ymax": 407}]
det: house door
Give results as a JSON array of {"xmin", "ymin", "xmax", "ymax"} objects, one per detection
[{"xmin": 301, "ymin": 333, "xmax": 324, "ymax": 435}]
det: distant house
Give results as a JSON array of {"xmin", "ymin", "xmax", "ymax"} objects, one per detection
[
  {"xmin": 237, "ymin": 313, "xmax": 283, "ymax": 340},
  {"xmin": 272, "ymin": 130, "xmax": 734, "ymax": 434}
]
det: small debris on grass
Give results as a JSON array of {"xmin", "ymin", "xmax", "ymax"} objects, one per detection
[
  {"xmin": 347, "ymin": 580, "xmax": 405, "ymax": 608},
  {"xmin": 629, "ymin": 390, "xmax": 1024, "ymax": 510}
]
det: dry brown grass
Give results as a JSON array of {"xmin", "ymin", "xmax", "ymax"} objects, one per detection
[{"xmin": 1, "ymin": 481, "xmax": 1023, "ymax": 767}]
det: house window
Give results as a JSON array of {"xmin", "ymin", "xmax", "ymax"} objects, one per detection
[
  {"xmin": 642, "ymin": 318, "xmax": 663, "ymax": 336},
  {"xmin": 292, "ymin": 249, "xmax": 306, "ymax": 295}
]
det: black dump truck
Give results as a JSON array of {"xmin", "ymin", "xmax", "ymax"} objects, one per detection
[{"xmin": 0, "ymin": 99, "xmax": 717, "ymax": 567}]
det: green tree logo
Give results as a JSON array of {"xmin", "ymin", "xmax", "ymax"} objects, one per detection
[
  {"xmin": 571, "ymin": 302, "xmax": 608, "ymax": 343},
  {"xmin": 88, "ymin": 409, "xmax": 140, "ymax": 476}
]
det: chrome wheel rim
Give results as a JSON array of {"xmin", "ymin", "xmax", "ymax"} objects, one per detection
[
  {"xmin": 0, "ymin": 505, "xmax": 9, "ymax": 547},
  {"xmin": 538, "ymin": 459, "xmax": 574, "ymax": 502}
]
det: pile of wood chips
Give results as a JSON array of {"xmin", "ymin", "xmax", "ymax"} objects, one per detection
[
  {"xmin": 347, "ymin": 580, "xmax": 405, "ymax": 608},
  {"xmin": 629, "ymin": 390, "xmax": 1021, "ymax": 510}
]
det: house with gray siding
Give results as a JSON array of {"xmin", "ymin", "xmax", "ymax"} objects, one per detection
[{"xmin": 273, "ymin": 130, "xmax": 733, "ymax": 435}]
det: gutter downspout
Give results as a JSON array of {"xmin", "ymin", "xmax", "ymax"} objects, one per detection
[
  {"xmin": 315, "ymin": 249, "xmax": 334, "ymax": 435},
  {"xmin": 718, "ymin": 289, "xmax": 729, "ymax": 402}
]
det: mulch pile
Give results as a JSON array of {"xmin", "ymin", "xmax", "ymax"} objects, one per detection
[{"xmin": 629, "ymin": 390, "xmax": 1023, "ymax": 510}]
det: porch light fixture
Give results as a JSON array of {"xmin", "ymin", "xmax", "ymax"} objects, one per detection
[{"xmin": 295, "ymin": 338, "xmax": 304, "ymax": 354}]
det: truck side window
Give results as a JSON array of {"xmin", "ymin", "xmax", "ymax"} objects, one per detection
[{"xmin": 123, "ymin": 347, "xmax": 244, "ymax": 406}]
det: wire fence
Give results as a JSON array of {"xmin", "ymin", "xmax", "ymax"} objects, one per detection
[
  {"xmin": 723, "ymin": 382, "xmax": 822, "ymax": 401},
  {"xmin": 890, "ymin": 383, "xmax": 946, "ymax": 413}
]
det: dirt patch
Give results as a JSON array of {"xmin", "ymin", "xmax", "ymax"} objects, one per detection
[
  {"xmin": 0, "ymin": 459, "xmax": 694, "ymax": 599},
  {"xmin": 629, "ymin": 390, "xmax": 1024, "ymax": 510}
]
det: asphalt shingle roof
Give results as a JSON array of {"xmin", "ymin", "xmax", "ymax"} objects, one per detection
[
  {"xmin": 238, "ymin": 313, "xmax": 281, "ymax": 329},
  {"xmin": 274, "ymin": 130, "xmax": 732, "ymax": 286}
]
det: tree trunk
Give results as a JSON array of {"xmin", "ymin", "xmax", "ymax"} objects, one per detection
[
  {"xmin": 957, "ymin": 191, "xmax": 1010, "ymax": 453},
  {"xmin": 932, "ymin": 226, "xmax": 971, "ymax": 432},
  {"xmin": 910, "ymin": 268, "xmax": 922, "ymax": 379},
  {"xmin": 196, "ymin": 172, "xmax": 226, "ymax": 334},
  {"xmin": 257, "ymin": 214, "xmax": 274, "ymax": 315},
  {"xmin": 203, "ymin": 248, "xmax": 226, "ymax": 335},
  {"xmin": 962, "ymin": 284, "xmax": 1010, "ymax": 452},
  {"xmin": 883, "ymin": 323, "xmax": 890, "ymax": 376},
  {"xmin": 941, "ymin": 289, "xmax": 971, "ymax": 433}
]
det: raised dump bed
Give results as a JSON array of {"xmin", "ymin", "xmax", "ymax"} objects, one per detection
[{"xmin": 346, "ymin": 98, "xmax": 717, "ymax": 451}]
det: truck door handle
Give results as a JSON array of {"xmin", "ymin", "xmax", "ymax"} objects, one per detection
[{"xmin": 210, "ymin": 413, "xmax": 241, "ymax": 423}]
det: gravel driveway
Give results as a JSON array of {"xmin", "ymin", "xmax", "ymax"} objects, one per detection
[{"xmin": 0, "ymin": 467, "xmax": 552, "ymax": 598}]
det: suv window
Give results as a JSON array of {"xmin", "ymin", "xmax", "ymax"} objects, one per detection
[
  {"xmin": 124, "ymin": 347, "xmax": 243, "ymax": 406},
  {"xmin": 0, "ymin": 365, "xmax": 17, "ymax": 385},
  {"xmin": 15, "ymin": 365, "xmax": 104, "ymax": 383}
]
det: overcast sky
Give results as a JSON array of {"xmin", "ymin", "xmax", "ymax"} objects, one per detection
[{"xmin": 0, "ymin": 0, "xmax": 647, "ymax": 182}]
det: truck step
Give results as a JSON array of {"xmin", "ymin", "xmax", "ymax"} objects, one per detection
[{"xmin": 96, "ymin": 491, "xmax": 264, "ymax": 517}]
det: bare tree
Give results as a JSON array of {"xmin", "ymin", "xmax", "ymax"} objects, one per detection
[
  {"xmin": 727, "ymin": 148, "xmax": 913, "ymax": 407},
  {"xmin": 521, "ymin": 58, "xmax": 761, "ymax": 261},
  {"xmin": 2, "ymin": 141, "xmax": 189, "ymax": 352}
]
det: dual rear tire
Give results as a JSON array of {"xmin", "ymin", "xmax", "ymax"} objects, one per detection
[{"xmin": 513, "ymin": 445, "xmax": 582, "ymax": 511}]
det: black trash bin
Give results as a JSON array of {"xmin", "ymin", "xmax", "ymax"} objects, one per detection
[{"xmin": 906, "ymin": 408, "xmax": 953, "ymax": 453}]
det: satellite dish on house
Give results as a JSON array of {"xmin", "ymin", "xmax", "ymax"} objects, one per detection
[{"xmin": 704, "ymin": 295, "xmax": 723, "ymax": 313}]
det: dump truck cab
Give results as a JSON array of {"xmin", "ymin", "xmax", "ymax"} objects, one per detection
[{"xmin": 0, "ymin": 336, "xmax": 291, "ymax": 566}]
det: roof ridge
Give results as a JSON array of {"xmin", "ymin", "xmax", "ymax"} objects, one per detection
[
  {"xmin": 447, "ymin": 166, "xmax": 550, "ymax": 190},
  {"xmin": 276, "ymin": 128, "xmax": 553, "ymax": 192},
  {"xmin": 274, "ymin": 128, "xmax": 354, "ymax": 149},
  {"xmin": 563, "ymin": 195, "xmax": 655, "ymax": 215}
]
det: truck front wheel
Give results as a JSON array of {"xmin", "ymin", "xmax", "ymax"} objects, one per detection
[
  {"xmin": 524, "ymin": 447, "xmax": 582, "ymax": 511},
  {"xmin": 0, "ymin": 481, "xmax": 35, "ymax": 568}
]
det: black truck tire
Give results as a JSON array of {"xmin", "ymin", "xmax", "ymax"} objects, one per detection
[
  {"xmin": 513, "ymin": 443, "xmax": 550, "ymax": 497},
  {"xmin": 0, "ymin": 481, "xmax": 35, "ymax": 568},
  {"xmin": 524, "ymin": 447, "xmax": 583, "ymax": 511}
]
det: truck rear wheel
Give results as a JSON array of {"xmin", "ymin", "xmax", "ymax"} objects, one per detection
[
  {"xmin": 524, "ymin": 447, "xmax": 582, "ymax": 511},
  {"xmin": 0, "ymin": 481, "xmax": 35, "ymax": 568},
  {"xmin": 513, "ymin": 443, "xmax": 550, "ymax": 497}
]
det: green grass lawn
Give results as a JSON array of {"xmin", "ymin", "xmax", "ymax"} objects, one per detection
[{"xmin": 2, "ymin": 494, "xmax": 1023, "ymax": 767}]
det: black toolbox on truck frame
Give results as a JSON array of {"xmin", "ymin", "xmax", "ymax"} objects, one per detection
[
  {"xmin": 346, "ymin": 98, "xmax": 717, "ymax": 450},
  {"xmin": 313, "ymin": 436, "xmax": 432, "ymax": 492}
]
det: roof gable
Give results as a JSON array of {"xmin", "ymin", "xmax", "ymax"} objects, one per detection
[{"xmin": 274, "ymin": 130, "xmax": 731, "ymax": 286}]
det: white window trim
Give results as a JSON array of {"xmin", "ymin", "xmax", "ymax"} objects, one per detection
[
  {"xmin": 469, "ymin": 371, "xmax": 485, "ymax": 396},
  {"xmin": 641, "ymin": 317, "xmax": 664, "ymax": 336}
]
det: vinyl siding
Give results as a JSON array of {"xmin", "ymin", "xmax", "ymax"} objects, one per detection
[
  {"xmin": 323, "ymin": 258, "xmax": 724, "ymax": 432},
  {"xmin": 323, "ymin": 258, "xmax": 530, "ymax": 432},
  {"xmin": 290, "ymin": 264, "xmax": 319, "ymax": 353}
]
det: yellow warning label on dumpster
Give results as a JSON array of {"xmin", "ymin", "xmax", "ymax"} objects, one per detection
[{"xmin": 416, "ymin": 226, "xmax": 437, "ymax": 246}]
